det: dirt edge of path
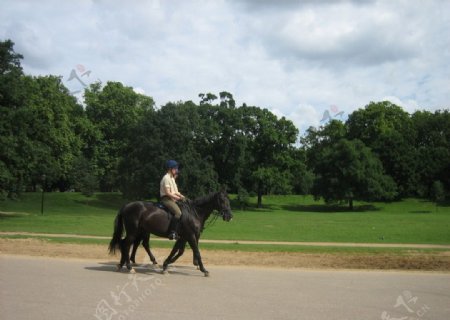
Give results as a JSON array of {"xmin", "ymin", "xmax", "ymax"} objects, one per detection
[{"xmin": 2, "ymin": 238, "xmax": 450, "ymax": 272}]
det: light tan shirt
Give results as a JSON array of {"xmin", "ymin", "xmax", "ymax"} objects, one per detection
[{"xmin": 160, "ymin": 173, "xmax": 179, "ymax": 197}]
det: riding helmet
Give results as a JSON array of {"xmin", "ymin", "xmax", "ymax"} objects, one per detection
[{"xmin": 166, "ymin": 160, "xmax": 179, "ymax": 169}]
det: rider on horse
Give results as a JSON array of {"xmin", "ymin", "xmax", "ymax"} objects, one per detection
[{"xmin": 160, "ymin": 160, "xmax": 185, "ymax": 240}]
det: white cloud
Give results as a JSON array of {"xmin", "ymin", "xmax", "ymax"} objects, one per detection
[
  {"xmin": 290, "ymin": 104, "xmax": 322, "ymax": 131},
  {"xmin": 382, "ymin": 96, "xmax": 420, "ymax": 114},
  {"xmin": 0, "ymin": 0, "xmax": 448, "ymax": 135},
  {"xmin": 133, "ymin": 87, "xmax": 146, "ymax": 95}
]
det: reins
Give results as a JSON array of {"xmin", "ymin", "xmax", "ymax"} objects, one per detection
[
  {"xmin": 179, "ymin": 199, "xmax": 200, "ymax": 221},
  {"xmin": 203, "ymin": 210, "xmax": 220, "ymax": 230},
  {"xmin": 186, "ymin": 192, "xmax": 224, "ymax": 231},
  {"xmin": 202, "ymin": 192, "xmax": 228, "ymax": 230}
]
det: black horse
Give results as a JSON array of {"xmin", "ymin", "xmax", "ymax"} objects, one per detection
[
  {"xmin": 129, "ymin": 222, "xmax": 204, "ymax": 267},
  {"xmin": 128, "ymin": 196, "xmax": 218, "ymax": 267},
  {"xmin": 109, "ymin": 190, "xmax": 233, "ymax": 276}
]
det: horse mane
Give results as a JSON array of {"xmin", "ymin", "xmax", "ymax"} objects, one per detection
[
  {"xmin": 178, "ymin": 199, "xmax": 199, "ymax": 225},
  {"xmin": 178, "ymin": 199, "xmax": 195, "ymax": 213},
  {"xmin": 192, "ymin": 192, "xmax": 217, "ymax": 207},
  {"xmin": 178, "ymin": 192, "xmax": 218, "ymax": 226}
]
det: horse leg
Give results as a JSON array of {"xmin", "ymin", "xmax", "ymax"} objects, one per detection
[
  {"xmin": 162, "ymin": 240, "xmax": 184, "ymax": 273},
  {"xmin": 167, "ymin": 239, "xmax": 186, "ymax": 265},
  {"xmin": 121, "ymin": 236, "xmax": 136, "ymax": 273},
  {"xmin": 187, "ymin": 235, "xmax": 208, "ymax": 277},
  {"xmin": 117, "ymin": 238, "xmax": 127, "ymax": 271},
  {"xmin": 193, "ymin": 234, "xmax": 200, "ymax": 267},
  {"xmin": 130, "ymin": 235, "xmax": 141, "ymax": 265},
  {"xmin": 142, "ymin": 233, "xmax": 158, "ymax": 265}
]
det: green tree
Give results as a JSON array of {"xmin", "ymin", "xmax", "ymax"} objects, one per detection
[
  {"xmin": 1, "ymin": 74, "xmax": 84, "ymax": 194},
  {"xmin": 84, "ymin": 81, "xmax": 155, "ymax": 192},
  {"xmin": 312, "ymin": 139, "xmax": 397, "ymax": 210},
  {"xmin": 24, "ymin": 75, "xmax": 84, "ymax": 190},
  {"xmin": 240, "ymin": 105, "xmax": 298, "ymax": 207},
  {"xmin": 197, "ymin": 97, "xmax": 301, "ymax": 207},
  {"xmin": 197, "ymin": 93, "xmax": 247, "ymax": 192},
  {"xmin": 0, "ymin": 39, "xmax": 23, "ymax": 75},
  {"xmin": 70, "ymin": 155, "xmax": 98, "ymax": 196},
  {"xmin": 219, "ymin": 91, "xmax": 236, "ymax": 109},
  {"xmin": 199, "ymin": 93, "xmax": 218, "ymax": 105},
  {"xmin": 119, "ymin": 100, "xmax": 219, "ymax": 199},
  {"xmin": 0, "ymin": 40, "xmax": 24, "ymax": 196},
  {"xmin": 412, "ymin": 110, "xmax": 450, "ymax": 197},
  {"xmin": 431, "ymin": 181, "xmax": 445, "ymax": 210},
  {"xmin": 346, "ymin": 101, "xmax": 416, "ymax": 196},
  {"xmin": 117, "ymin": 107, "xmax": 161, "ymax": 199},
  {"xmin": 1, "ymin": 40, "xmax": 90, "ymax": 196},
  {"xmin": 301, "ymin": 120, "xmax": 347, "ymax": 170},
  {"xmin": 0, "ymin": 39, "xmax": 23, "ymax": 114},
  {"xmin": 154, "ymin": 101, "xmax": 219, "ymax": 198},
  {"xmin": 288, "ymin": 148, "xmax": 314, "ymax": 195}
]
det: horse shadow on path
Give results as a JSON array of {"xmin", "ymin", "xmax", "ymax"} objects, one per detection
[{"xmin": 84, "ymin": 262, "xmax": 203, "ymax": 277}]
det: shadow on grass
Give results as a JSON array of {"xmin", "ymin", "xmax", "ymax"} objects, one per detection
[
  {"xmin": 229, "ymin": 198, "xmax": 276, "ymax": 212},
  {"xmin": 229, "ymin": 200, "xmax": 380, "ymax": 213},
  {"xmin": 280, "ymin": 204, "xmax": 380, "ymax": 213},
  {"xmin": 73, "ymin": 193, "xmax": 131, "ymax": 210},
  {"xmin": 409, "ymin": 210, "xmax": 432, "ymax": 214},
  {"xmin": 437, "ymin": 200, "xmax": 450, "ymax": 207},
  {"xmin": 0, "ymin": 212, "xmax": 30, "ymax": 219},
  {"xmin": 418, "ymin": 199, "xmax": 450, "ymax": 207},
  {"xmin": 230, "ymin": 206, "xmax": 275, "ymax": 213}
]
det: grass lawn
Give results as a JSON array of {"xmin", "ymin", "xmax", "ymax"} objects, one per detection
[
  {"xmin": 1, "ymin": 192, "xmax": 449, "ymax": 245},
  {"xmin": 2, "ymin": 234, "xmax": 447, "ymax": 256}
]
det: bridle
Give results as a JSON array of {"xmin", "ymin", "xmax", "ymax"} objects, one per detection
[
  {"xmin": 204, "ymin": 192, "xmax": 232, "ymax": 230},
  {"xmin": 216, "ymin": 192, "xmax": 232, "ymax": 221}
]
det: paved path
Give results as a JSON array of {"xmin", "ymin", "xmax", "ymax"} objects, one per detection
[
  {"xmin": 1, "ymin": 254, "xmax": 449, "ymax": 320},
  {"xmin": 2, "ymin": 231, "xmax": 450, "ymax": 249}
]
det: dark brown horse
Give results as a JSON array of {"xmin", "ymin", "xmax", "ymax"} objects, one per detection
[
  {"xmin": 129, "ymin": 220, "xmax": 205, "ymax": 267},
  {"xmin": 109, "ymin": 190, "xmax": 232, "ymax": 276}
]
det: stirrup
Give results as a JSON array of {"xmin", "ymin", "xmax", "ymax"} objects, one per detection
[{"xmin": 168, "ymin": 231, "xmax": 178, "ymax": 240}]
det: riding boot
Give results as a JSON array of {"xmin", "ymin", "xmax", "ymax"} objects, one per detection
[{"xmin": 168, "ymin": 217, "xmax": 180, "ymax": 240}]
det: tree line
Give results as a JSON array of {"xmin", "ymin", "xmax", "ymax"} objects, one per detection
[{"xmin": 1, "ymin": 40, "xmax": 449, "ymax": 208}]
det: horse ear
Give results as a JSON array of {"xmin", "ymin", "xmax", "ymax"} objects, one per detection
[{"xmin": 220, "ymin": 184, "xmax": 228, "ymax": 193}]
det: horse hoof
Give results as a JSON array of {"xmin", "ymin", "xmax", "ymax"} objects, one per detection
[
  {"xmin": 116, "ymin": 264, "xmax": 122, "ymax": 272},
  {"xmin": 162, "ymin": 269, "xmax": 167, "ymax": 275},
  {"xmin": 129, "ymin": 268, "xmax": 136, "ymax": 274},
  {"xmin": 204, "ymin": 271, "xmax": 210, "ymax": 277}
]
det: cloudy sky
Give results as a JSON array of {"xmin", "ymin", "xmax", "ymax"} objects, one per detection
[{"xmin": 1, "ymin": 0, "xmax": 449, "ymax": 133}]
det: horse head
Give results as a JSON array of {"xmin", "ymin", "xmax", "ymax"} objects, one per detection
[{"xmin": 216, "ymin": 190, "xmax": 233, "ymax": 222}]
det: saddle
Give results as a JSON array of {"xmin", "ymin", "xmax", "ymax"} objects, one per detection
[
  {"xmin": 154, "ymin": 202, "xmax": 182, "ymax": 239},
  {"xmin": 154, "ymin": 200, "xmax": 189, "ymax": 223},
  {"xmin": 155, "ymin": 202, "xmax": 171, "ymax": 214},
  {"xmin": 155, "ymin": 201, "xmax": 185, "ymax": 217}
]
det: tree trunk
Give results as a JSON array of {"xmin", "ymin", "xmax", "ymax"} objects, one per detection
[
  {"xmin": 257, "ymin": 182, "xmax": 263, "ymax": 208},
  {"xmin": 257, "ymin": 191, "xmax": 262, "ymax": 208},
  {"xmin": 349, "ymin": 198, "xmax": 354, "ymax": 210}
]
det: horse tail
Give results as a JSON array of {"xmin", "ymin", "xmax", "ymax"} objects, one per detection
[{"xmin": 109, "ymin": 207, "xmax": 124, "ymax": 255}]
